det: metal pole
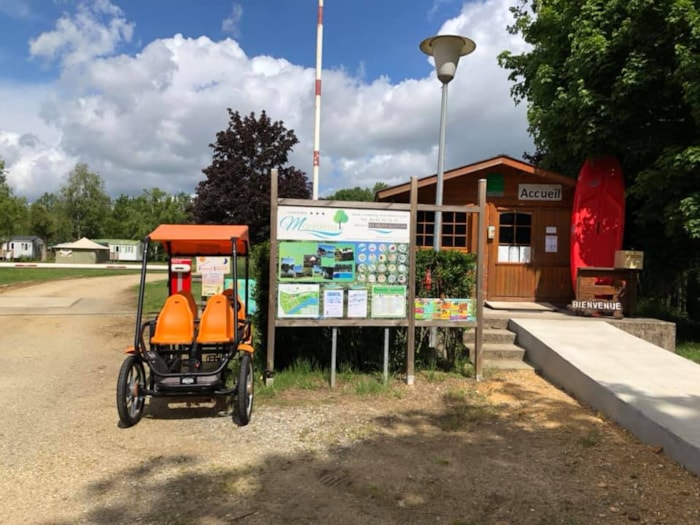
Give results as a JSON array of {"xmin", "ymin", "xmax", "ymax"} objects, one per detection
[
  {"xmin": 330, "ymin": 327, "xmax": 337, "ymax": 388},
  {"xmin": 312, "ymin": 0, "xmax": 324, "ymax": 200},
  {"xmin": 433, "ymin": 81, "xmax": 449, "ymax": 251},
  {"xmin": 383, "ymin": 328, "xmax": 389, "ymax": 385},
  {"xmin": 430, "ymin": 82, "xmax": 449, "ymax": 348}
]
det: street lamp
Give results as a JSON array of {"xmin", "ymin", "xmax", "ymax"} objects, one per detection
[{"xmin": 420, "ymin": 35, "xmax": 476, "ymax": 250}]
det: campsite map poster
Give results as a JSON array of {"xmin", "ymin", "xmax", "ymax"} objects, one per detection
[
  {"xmin": 276, "ymin": 206, "xmax": 410, "ymax": 319},
  {"xmin": 278, "ymin": 284, "xmax": 320, "ymax": 318}
]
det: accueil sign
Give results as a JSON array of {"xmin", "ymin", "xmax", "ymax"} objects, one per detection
[{"xmin": 518, "ymin": 184, "xmax": 562, "ymax": 201}]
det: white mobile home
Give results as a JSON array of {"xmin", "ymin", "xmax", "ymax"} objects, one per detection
[
  {"xmin": 1, "ymin": 235, "xmax": 45, "ymax": 261},
  {"xmin": 94, "ymin": 239, "xmax": 144, "ymax": 262}
]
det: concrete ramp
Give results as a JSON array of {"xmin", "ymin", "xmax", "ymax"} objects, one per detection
[{"xmin": 510, "ymin": 318, "xmax": 700, "ymax": 476}]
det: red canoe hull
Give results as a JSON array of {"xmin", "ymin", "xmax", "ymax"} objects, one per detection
[{"xmin": 570, "ymin": 157, "xmax": 625, "ymax": 289}]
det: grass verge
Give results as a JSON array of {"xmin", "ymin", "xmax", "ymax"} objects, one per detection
[
  {"xmin": 677, "ymin": 341, "xmax": 700, "ymax": 364},
  {"xmin": 0, "ymin": 267, "xmax": 140, "ymax": 286}
]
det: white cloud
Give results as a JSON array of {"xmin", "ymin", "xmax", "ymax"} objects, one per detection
[
  {"xmin": 29, "ymin": 0, "xmax": 133, "ymax": 68},
  {"xmin": 0, "ymin": 130, "xmax": 76, "ymax": 196},
  {"xmin": 0, "ymin": 0, "xmax": 534, "ymax": 202},
  {"xmin": 222, "ymin": 3, "xmax": 243, "ymax": 38}
]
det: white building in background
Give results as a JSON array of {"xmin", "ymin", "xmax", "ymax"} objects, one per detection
[
  {"xmin": 94, "ymin": 239, "xmax": 144, "ymax": 262},
  {"xmin": 1, "ymin": 235, "xmax": 45, "ymax": 261}
]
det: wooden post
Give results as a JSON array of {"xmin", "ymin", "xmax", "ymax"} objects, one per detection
[
  {"xmin": 265, "ymin": 169, "xmax": 279, "ymax": 385},
  {"xmin": 406, "ymin": 177, "xmax": 418, "ymax": 385},
  {"xmin": 475, "ymin": 178, "xmax": 486, "ymax": 381}
]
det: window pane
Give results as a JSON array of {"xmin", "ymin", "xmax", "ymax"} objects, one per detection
[
  {"xmin": 444, "ymin": 224, "xmax": 454, "ymax": 235},
  {"xmin": 515, "ymin": 226, "xmax": 531, "ymax": 245},
  {"xmin": 500, "ymin": 212, "xmax": 514, "ymax": 225},
  {"xmin": 517, "ymin": 213, "xmax": 532, "ymax": 226},
  {"xmin": 455, "ymin": 224, "xmax": 466, "ymax": 235},
  {"xmin": 499, "ymin": 227, "xmax": 514, "ymax": 244}
]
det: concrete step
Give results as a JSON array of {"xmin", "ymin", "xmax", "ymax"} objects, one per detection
[
  {"xmin": 484, "ymin": 343, "xmax": 526, "ymax": 360},
  {"xmin": 467, "ymin": 343, "xmax": 526, "ymax": 361},
  {"xmin": 464, "ymin": 328, "xmax": 517, "ymax": 346},
  {"xmin": 486, "ymin": 328, "xmax": 518, "ymax": 344},
  {"xmin": 483, "ymin": 359, "xmax": 537, "ymax": 371},
  {"xmin": 484, "ymin": 317, "xmax": 510, "ymax": 330}
]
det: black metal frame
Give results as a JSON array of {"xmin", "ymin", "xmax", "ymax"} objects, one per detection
[{"xmin": 129, "ymin": 235, "xmax": 251, "ymax": 398}]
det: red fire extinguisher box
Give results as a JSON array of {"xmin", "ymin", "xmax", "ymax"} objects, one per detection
[{"xmin": 170, "ymin": 258, "xmax": 192, "ymax": 293}]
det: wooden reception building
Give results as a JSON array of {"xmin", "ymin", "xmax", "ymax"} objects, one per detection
[{"xmin": 375, "ymin": 155, "xmax": 577, "ymax": 303}]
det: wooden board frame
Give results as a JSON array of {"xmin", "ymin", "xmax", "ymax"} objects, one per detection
[{"xmin": 266, "ymin": 170, "xmax": 487, "ymax": 383}]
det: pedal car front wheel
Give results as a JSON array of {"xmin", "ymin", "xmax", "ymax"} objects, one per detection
[
  {"xmin": 117, "ymin": 355, "xmax": 146, "ymax": 427},
  {"xmin": 233, "ymin": 352, "xmax": 254, "ymax": 426}
]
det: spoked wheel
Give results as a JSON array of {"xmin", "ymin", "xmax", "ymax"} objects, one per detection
[
  {"xmin": 233, "ymin": 352, "xmax": 254, "ymax": 426},
  {"xmin": 116, "ymin": 355, "xmax": 147, "ymax": 427}
]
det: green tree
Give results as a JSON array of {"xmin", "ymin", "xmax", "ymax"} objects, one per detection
[
  {"xmin": 499, "ymin": 0, "xmax": 700, "ymax": 317},
  {"xmin": 191, "ymin": 110, "xmax": 311, "ymax": 244},
  {"xmin": 104, "ymin": 194, "xmax": 142, "ymax": 239},
  {"xmin": 323, "ymin": 182, "xmax": 388, "ymax": 202},
  {"xmin": 59, "ymin": 163, "xmax": 111, "ymax": 239},
  {"xmin": 29, "ymin": 192, "xmax": 71, "ymax": 245},
  {"xmin": 0, "ymin": 159, "xmax": 30, "ymax": 239}
]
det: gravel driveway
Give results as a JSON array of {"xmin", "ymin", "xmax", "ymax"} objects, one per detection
[{"xmin": 1, "ymin": 275, "xmax": 699, "ymax": 525}]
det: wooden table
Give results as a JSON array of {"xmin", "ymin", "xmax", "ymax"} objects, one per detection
[{"xmin": 573, "ymin": 267, "xmax": 640, "ymax": 318}]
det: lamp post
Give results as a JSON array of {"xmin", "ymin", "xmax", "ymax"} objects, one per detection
[{"xmin": 420, "ymin": 35, "xmax": 476, "ymax": 251}]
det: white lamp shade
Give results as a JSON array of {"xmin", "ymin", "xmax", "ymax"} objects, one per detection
[{"xmin": 420, "ymin": 35, "xmax": 476, "ymax": 84}]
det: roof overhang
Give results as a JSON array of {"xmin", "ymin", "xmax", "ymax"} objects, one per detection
[
  {"xmin": 147, "ymin": 224, "xmax": 250, "ymax": 256},
  {"xmin": 376, "ymin": 155, "xmax": 576, "ymax": 201}
]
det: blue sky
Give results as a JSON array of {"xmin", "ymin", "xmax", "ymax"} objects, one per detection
[{"xmin": 0, "ymin": 0, "xmax": 534, "ymax": 200}]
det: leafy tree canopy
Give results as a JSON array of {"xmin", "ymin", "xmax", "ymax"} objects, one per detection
[
  {"xmin": 191, "ymin": 109, "xmax": 311, "ymax": 244},
  {"xmin": 0, "ymin": 157, "xmax": 30, "ymax": 239},
  {"xmin": 60, "ymin": 163, "xmax": 111, "ymax": 240},
  {"xmin": 499, "ymin": 0, "xmax": 700, "ymax": 307},
  {"xmin": 323, "ymin": 182, "xmax": 388, "ymax": 202}
]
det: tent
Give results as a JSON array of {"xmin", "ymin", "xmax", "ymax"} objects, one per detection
[{"xmin": 53, "ymin": 237, "xmax": 111, "ymax": 264}]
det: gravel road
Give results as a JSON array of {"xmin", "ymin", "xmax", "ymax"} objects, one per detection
[
  {"xmin": 0, "ymin": 275, "xmax": 330, "ymax": 524},
  {"xmin": 2, "ymin": 275, "xmax": 699, "ymax": 525}
]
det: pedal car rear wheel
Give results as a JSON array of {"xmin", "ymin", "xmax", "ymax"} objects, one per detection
[
  {"xmin": 233, "ymin": 352, "xmax": 254, "ymax": 426},
  {"xmin": 117, "ymin": 355, "xmax": 146, "ymax": 427}
]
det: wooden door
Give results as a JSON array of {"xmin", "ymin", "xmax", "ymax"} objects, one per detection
[
  {"xmin": 487, "ymin": 206, "xmax": 573, "ymax": 302},
  {"xmin": 531, "ymin": 208, "xmax": 574, "ymax": 302}
]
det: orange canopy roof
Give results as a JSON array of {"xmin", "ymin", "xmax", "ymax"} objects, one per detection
[{"xmin": 148, "ymin": 224, "xmax": 250, "ymax": 256}]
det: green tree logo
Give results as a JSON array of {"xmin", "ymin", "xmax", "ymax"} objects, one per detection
[{"xmin": 333, "ymin": 210, "xmax": 349, "ymax": 230}]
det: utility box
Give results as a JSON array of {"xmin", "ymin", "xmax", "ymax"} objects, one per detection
[
  {"xmin": 614, "ymin": 250, "xmax": 644, "ymax": 270},
  {"xmin": 170, "ymin": 258, "xmax": 192, "ymax": 293}
]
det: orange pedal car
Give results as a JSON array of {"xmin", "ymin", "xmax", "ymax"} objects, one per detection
[{"xmin": 116, "ymin": 224, "xmax": 255, "ymax": 428}]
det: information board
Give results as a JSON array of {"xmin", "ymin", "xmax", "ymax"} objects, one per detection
[{"xmin": 276, "ymin": 206, "xmax": 411, "ymax": 319}]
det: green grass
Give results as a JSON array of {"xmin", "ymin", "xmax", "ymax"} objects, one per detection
[
  {"xmin": 138, "ymin": 279, "xmax": 203, "ymax": 315},
  {"xmin": 256, "ymin": 359, "xmax": 403, "ymax": 402},
  {"xmin": 677, "ymin": 341, "xmax": 700, "ymax": 364},
  {"xmin": 255, "ymin": 359, "xmax": 328, "ymax": 399},
  {"xmin": 0, "ymin": 267, "xmax": 140, "ymax": 286}
]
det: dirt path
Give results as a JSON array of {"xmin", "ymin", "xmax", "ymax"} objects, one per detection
[{"xmin": 0, "ymin": 275, "xmax": 699, "ymax": 524}]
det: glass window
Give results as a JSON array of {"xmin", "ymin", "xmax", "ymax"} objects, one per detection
[
  {"xmin": 416, "ymin": 211, "xmax": 469, "ymax": 249},
  {"xmin": 498, "ymin": 211, "xmax": 532, "ymax": 263}
]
